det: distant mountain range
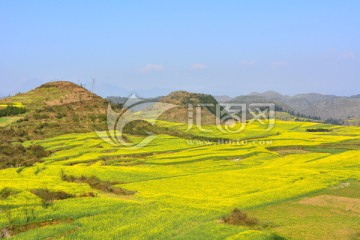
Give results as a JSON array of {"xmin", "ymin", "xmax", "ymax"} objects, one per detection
[{"xmin": 214, "ymin": 91, "xmax": 360, "ymax": 122}]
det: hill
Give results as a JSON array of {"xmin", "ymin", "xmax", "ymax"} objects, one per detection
[
  {"xmin": 159, "ymin": 91, "xmax": 221, "ymax": 124},
  {"xmin": 0, "ymin": 81, "xmax": 110, "ymax": 137},
  {"xmin": 0, "ymin": 81, "xmax": 110, "ymax": 168},
  {"xmin": 249, "ymin": 91, "xmax": 289, "ymax": 101}
]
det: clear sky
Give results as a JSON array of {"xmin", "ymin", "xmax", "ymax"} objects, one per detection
[{"xmin": 0, "ymin": 0, "xmax": 359, "ymax": 97}]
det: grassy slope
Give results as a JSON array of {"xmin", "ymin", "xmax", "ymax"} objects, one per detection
[{"xmin": 0, "ymin": 120, "xmax": 359, "ymax": 239}]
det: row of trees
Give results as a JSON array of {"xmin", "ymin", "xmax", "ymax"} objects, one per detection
[
  {"xmin": 275, "ymin": 106, "xmax": 321, "ymax": 121},
  {"xmin": 324, "ymin": 118, "xmax": 344, "ymax": 125}
]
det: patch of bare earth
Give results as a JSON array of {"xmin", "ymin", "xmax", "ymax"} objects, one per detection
[{"xmin": 299, "ymin": 195, "xmax": 360, "ymax": 214}]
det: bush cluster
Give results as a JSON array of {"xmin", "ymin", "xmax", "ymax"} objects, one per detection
[
  {"xmin": 0, "ymin": 105, "xmax": 26, "ymax": 117},
  {"xmin": 222, "ymin": 208, "xmax": 258, "ymax": 226},
  {"xmin": 306, "ymin": 128, "xmax": 331, "ymax": 132}
]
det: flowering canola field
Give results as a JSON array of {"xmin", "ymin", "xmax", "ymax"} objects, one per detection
[{"xmin": 0, "ymin": 120, "xmax": 359, "ymax": 239}]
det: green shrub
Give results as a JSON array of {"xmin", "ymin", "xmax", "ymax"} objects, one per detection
[{"xmin": 306, "ymin": 128, "xmax": 331, "ymax": 132}]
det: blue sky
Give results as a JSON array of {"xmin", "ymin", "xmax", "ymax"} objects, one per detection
[{"xmin": 0, "ymin": 0, "xmax": 359, "ymax": 97}]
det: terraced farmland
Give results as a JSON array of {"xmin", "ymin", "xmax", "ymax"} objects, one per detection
[{"xmin": 0, "ymin": 120, "xmax": 359, "ymax": 239}]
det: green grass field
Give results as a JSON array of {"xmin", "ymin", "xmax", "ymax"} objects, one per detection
[{"xmin": 0, "ymin": 120, "xmax": 359, "ymax": 239}]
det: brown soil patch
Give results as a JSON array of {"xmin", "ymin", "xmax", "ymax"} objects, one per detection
[{"xmin": 299, "ymin": 195, "xmax": 360, "ymax": 214}]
